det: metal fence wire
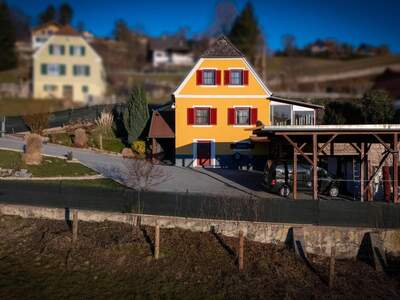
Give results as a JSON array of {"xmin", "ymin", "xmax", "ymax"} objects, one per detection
[
  {"xmin": 0, "ymin": 180, "xmax": 399, "ymax": 228},
  {"xmin": 4, "ymin": 104, "xmax": 120, "ymax": 134}
]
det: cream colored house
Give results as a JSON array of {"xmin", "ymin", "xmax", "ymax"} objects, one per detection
[{"xmin": 33, "ymin": 26, "xmax": 106, "ymax": 103}]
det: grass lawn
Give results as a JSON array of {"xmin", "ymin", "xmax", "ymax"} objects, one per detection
[
  {"xmin": 0, "ymin": 149, "xmax": 97, "ymax": 177},
  {"xmin": 14, "ymin": 178, "xmax": 123, "ymax": 189}
]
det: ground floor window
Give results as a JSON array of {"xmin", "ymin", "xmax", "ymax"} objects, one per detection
[{"xmin": 43, "ymin": 84, "xmax": 57, "ymax": 92}]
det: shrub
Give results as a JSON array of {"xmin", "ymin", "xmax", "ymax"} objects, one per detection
[
  {"xmin": 22, "ymin": 133, "xmax": 42, "ymax": 165},
  {"xmin": 132, "ymin": 140, "xmax": 146, "ymax": 157},
  {"xmin": 73, "ymin": 128, "xmax": 88, "ymax": 148},
  {"xmin": 94, "ymin": 110, "xmax": 114, "ymax": 137},
  {"xmin": 22, "ymin": 112, "xmax": 49, "ymax": 135},
  {"xmin": 123, "ymin": 87, "xmax": 149, "ymax": 143}
]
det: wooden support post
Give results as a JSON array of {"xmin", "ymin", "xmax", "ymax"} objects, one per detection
[
  {"xmin": 312, "ymin": 134, "xmax": 318, "ymax": 200},
  {"xmin": 329, "ymin": 244, "xmax": 336, "ymax": 288},
  {"xmin": 238, "ymin": 230, "xmax": 244, "ymax": 271},
  {"xmin": 152, "ymin": 138, "xmax": 157, "ymax": 162},
  {"xmin": 293, "ymin": 149, "xmax": 298, "ymax": 200},
  {"xmin": 393, "ymin": 133, "xmax": 398, "ymax": 204},
  {"xmin": 154, "ymin": 222, "xmax": 160, "ymax": 260},
  {"xmin": 360, "ymin": 143, "xmax": 365, "ymax": 202},
  {"xmin": 99, "ymin": 134, "xmax": 103, "ymax": 150},
  {"xmin": 72, "ymin": 209, "xmax": 78, "ymax": 243}
]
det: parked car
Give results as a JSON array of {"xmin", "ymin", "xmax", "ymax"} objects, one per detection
[{"xmin": 264, "ymin": 160, "xmax": 340, "ymax": 197}]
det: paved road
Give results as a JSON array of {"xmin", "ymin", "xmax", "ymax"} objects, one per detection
[{"xmin": 0, "ymin": 136, "xmax": 270, "ymax": 198}]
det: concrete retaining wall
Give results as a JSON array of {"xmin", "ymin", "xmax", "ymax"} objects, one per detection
[{"xmin": 0, "ymin": 203, "xmax": 399, "ymax": 258}]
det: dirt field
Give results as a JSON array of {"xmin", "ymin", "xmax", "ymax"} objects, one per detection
[{"xmin": 0, "ymin": 215, "xmax": 399, "ymax": 300}]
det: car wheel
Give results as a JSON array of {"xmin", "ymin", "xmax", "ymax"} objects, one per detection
[
  {"xmin": 329, "ymin": 186, "xmax": 339, "ymax": 197},
  {"xmin": 279, "ymin": 185, "xmax": 291, "ymax": 197}
]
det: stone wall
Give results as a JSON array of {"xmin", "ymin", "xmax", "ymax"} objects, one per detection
[{"xmin": 0, "ymin": 203, "xmax": 399, "ymax": 258}]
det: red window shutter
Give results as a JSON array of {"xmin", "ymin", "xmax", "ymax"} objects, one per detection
[
  {"xmin": 250, "ymin": 108, "xmax": 258, "ymax": 125},
  {"xmin": 187, "ymin": 108, "xmax": 195, "ymax": 125},
  {"xmin": 196, "ymin": 70, "xmax": 203, "ymax": 85},
  {"xmin": 228, "ymin": 108, "xmax": 235, "ymax": 125},
  {"xmin": 243, "ymin": 70, "xmax": 249, "ymax": 85},
  {"xmin": 210, "ymin": 108, "xmax": 217, "ymax": 125},
  {"xmin": 224, "ymin": 70, "xmax": 230, "ymax": 85},
  {"xmin": 216, "ymin": 70, "xmax": 221, "ymax": 85}
]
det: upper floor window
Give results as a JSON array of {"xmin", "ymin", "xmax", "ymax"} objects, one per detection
[
  {"xmin": 228, "ymin": 107, "xmax": 257, "ymax": 125},
  {"xmin": 73, "ymin": 65, "xmax": 90, "ymax": 76},
  {"xmin": 195, "ymin": 108, "xmax": 210, "ymax": 125},
  {"xmin": 70, "ymin": 45, "xmax": 86, "ymax": 56},
  {"xmin": 235, "ymin": 108, "xmax": 250, "ymax": 125},
  {"xmin": 187, "ymin": 107, "xmax": 217, "ymax": 125},
  {"xmin": 196, "ymin": 69, "xmax": 221, "ymax": 85},
  {"xmin": 41, "ymin": 63, "xmax": 66, "ymax": 76},
  {"xmin": 49, "ymin": 44, "xmax": 65, "ymax": 55}
]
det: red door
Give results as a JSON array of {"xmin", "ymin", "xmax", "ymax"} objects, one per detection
[{"xmin": 196, "ymin": 141, "xmax": 211, "ymax": 167}]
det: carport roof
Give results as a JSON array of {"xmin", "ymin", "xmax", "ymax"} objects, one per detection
[{"xmin": 258, "ymin": 124, "xmax": 400, "ymax": 133}]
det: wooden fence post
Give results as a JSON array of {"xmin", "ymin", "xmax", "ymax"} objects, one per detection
[
  {"xmin": 154, "ymin": 221, "xmax": 160, "ymax": 260},
  {"xmin": 72, "ymin": 209, "xmax": 78, "ymax": 243},
  {"xmin": 99, "ymin": 134, "xmax": 103, "ymax": 150},
  {"xmin": 329, "ymin": 244, "xmax": 336, "ymax": 288},
  {"xmin": 238, "ymin": 230, "xmax": 244, "ymax": 271}
]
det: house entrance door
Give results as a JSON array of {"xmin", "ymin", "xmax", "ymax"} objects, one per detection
[
  {"xmin": 63, "ymin": 85, "xmax": 73, "ymax": 100},
  {"xmin": 196, "ymin": 141, "xmax": 211, "ymax": 167}
]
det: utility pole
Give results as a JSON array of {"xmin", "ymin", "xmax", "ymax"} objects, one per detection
[{"xmin": 0, "ymin": 116, "xmax": 5, "ymax": 138}]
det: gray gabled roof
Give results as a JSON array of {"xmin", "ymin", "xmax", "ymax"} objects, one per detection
[{"xmin": 201, "ymin": 35, "xmax": 244, "ymax": 58}]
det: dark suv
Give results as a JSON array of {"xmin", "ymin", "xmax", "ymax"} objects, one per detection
[{"xmin": 264, "ymin": 160, "xmax": 340, "ymax": 197}]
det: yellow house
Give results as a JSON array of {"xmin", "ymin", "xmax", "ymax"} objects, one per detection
[
  {"xmin": 33, "ymin": 25, "xmax": 106, "ymax": 104},
  {"xmin": 173, "ymin": 36, "xmax": 320, "ymax": 169}
]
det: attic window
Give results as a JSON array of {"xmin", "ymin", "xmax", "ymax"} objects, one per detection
[{"xmin": 203, "ymin": 70, "xmax": 216, "ymax": 85}]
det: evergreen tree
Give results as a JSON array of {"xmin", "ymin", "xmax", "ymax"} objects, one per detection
[
  {"xmin": 0, "ymin": 1, "xmax": 17, "ymax": 70},
  {"xmin": 123, "ymin": 87, "xmax": 150, "ymax": 143},
  {"xmin": 38, "ymin": 5, "xmax": 56, "ymax": 25},
  {"xmin": 361, "ymin": 90, "xmax": 394, "ymax": 124},
  {"xmin": 323, "ymin": 101, "xmax": 364, "ymax": 125},
  {"xmin": 228, "ymin": 2, "xmax": 262, "ymax": 63},
  {"xmin": 58, "ymin": 2, "xmax": 73, "ymax": 25}
]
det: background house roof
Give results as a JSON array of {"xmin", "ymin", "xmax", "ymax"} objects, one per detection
[
  {"xmin": 55, "ymin": 25, "xmax": 80, "ymax": 36},
  {"xmin": 150, "ymin": 36, "xmax": 190, "ymax": 52},
  {"xmin": 32, "ymin": 21, "xmax": 62, "ymax": 33},
  {"xmin": 201, "ymin": 35, "xmax": 244, "ymax": 58}
]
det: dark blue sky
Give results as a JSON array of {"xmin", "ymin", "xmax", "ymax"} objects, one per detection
[{"xmin": 9, "ymin": 0, "xmax": 400, "ymax": 53}]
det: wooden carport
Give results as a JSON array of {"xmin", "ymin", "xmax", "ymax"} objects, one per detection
[{"xmin": 252, "ymin": 125, "xmax": 400, "ymax": 202}]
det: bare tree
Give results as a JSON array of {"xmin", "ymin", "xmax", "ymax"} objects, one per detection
[
  {"xmin": 123, "ymin": 159, "xmax": 170, "ymax": 191},
  {"xmin": 206, "ymin": 0, "xmax": 237, "ymax": 37},
  {"xmin": 282, "ymin": 34, "xmax": 297, "ymax": 57}
]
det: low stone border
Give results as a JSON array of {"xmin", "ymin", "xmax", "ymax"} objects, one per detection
[
  {"xmin": 0, "ymin": 174, "xmax": 104, "ymax": 181},
  {"xmin": 0, "ymin": 203, "xmax": 399, "ymax": 258}
]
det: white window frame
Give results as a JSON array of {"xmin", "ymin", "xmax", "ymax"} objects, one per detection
[
  {"xmin": 47, "ymin": 63, "xmax": 64, "ymax": 76},
  {"xmin": 70, "ymin": 45, "xmax": 85, "ymax": 56},
  {"xmin": 192, "ymin": 105, "xmax": 213, "ymax": 128},
  {"xmin": 232, "ymin": 105, "xmax": 253, "ymax": 128},
  {"xmin": 199, "ymin": 68, "xmax": 218, "ymax": 87}
]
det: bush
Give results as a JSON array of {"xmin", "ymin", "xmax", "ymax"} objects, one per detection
[
  {"xmin": 132, "ymin": 140, "xmax": 146, "ymax": 157},
  {"xmin": 22, "ymin": 133, "xmax": 42, "ymax": 165},
  {"xmin": 94, "ymin": 110, "xmax": 114, "ymax": 137},
  {"xmin": 73, "ymin": 128, "xmax": 88, "ymax": 148},
  {"xmin": 22, "ymin": 112, "xmax": 49, "ymax": 135}
]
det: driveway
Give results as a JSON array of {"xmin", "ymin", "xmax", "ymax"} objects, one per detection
[{"xmin": 0, "ymin": 136, "xmax": 273, "ymax": 198}]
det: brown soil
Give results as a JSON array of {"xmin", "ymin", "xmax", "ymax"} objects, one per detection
[{"xmin": 0, "ymin": 215, "xmax": 399, "ymax": 300}]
